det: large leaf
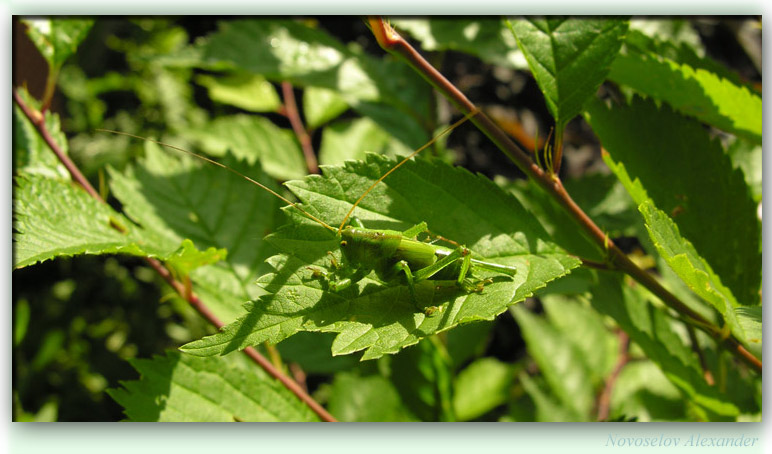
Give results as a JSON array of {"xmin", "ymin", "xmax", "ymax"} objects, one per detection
[
  {"xmin": 14, "ymin": 173, "xmax": 226, "ymax": 283},
  {"xmin": 22, "ymin": 18, "xmax": 94, "ymax": 70},
  {"xmin": 609, "ymin": 30, "xmax": 761, "ymax": 143},
  {"xmin": 197, "ymin": 19, "xmax": 433, "ymax": 149},
  {"xmin": 509, "ymin": 18, "xmax": 628, "ymax": 129},
  {"xmin": 181, "ymin": 154, "xmax": 581, "ymax": 360},
  {"xmin": 14, "ymin": 175, "xmax": 170, "ymax": 268},
  {"xmin": 639, "ymin": 201, "xmax": 749, "ymax": 348},
  {"xmin": 108, "ymin": 143, "xmax": 283, "ymax": 323},
  {"xmin": 107, "ymin": 351, "xmax": 317, "ymax": 421},
  {"xmin": 585, "ymin": 96, "xmax": 760, "ymax": 307},
  {"xmin": 591, "ymin": 275, "xmax": 739, "ymax": 419}
]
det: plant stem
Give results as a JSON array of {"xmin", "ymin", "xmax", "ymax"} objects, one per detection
[
  {"xmin": 280, "ymin": 81, "xmax": 319, "ymax": 174},
  {"xmin": 596, "ymin": 330, "xmax": 629, "ymax": 421},
  {"xmin": 368, "ymin": 18, "xmax": 761, "ymax": 374},
  {"xmin": 14, "ymin": 89, "xmax": 101, "ymax": 200},
  {"xmin": 13, "ymin": 87, "xmax": 338, "ymax": 422}
]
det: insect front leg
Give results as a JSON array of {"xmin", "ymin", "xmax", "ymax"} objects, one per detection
[{"xmin": 391, "ymin": 260, "xmax": 418, "ymax": 303}]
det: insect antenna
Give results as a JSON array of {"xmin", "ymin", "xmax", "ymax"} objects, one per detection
[
  {"xmin": 96, "ymin": 129, "xmax": 338, "ymax": 233},
  {"xmin": 337, "ymin": 108, "xmax": 480, "ymax": 233}
]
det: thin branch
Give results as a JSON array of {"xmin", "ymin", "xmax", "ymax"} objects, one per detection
[
  {"xmin": 14, "ymin": 89, "xmax": 101, "ymax": 201},
  {"xmin": 368, "ymin": 18, "xmax": 761, "ymax": 374},
  {"xmin": 14, "ymin": 88, "xmax": 337, "ymax": 422},
  {"xmin": 280, "ymin": 81, "xmax": 319, "ymax": 174},
  {"xmin": 597, "ymin": 330, "xmax": 629, "ymax": 421}
]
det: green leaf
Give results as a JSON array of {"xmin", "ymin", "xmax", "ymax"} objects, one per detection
[
  {"xmin": 608, "ymin": 33, "xmax": 761, "ymax": 143},
  {"xmin": 327, "ymin": 372, "xmax": 416, "ymax": 421},
  {"xmin": 453, "ymin": 357, "xmax": 514, "ymax": 421},
  {"xmin": 108, "ymin": 143, "xmax": 283, "ymax": 323},
  {"xmin": 509, "ymin": 18, "xmax": 628, "ymax": 128},
  {"xmin": 585, "ymin": 96, "xmax": 760, "ymax": 306},
  {"xmin": 622, "ymin": 28, "xmax": 741, "ymax": 85},
  {"xmin": 318, "ymin": 117, "xmax": 412, "ymax": 166},
  {"xmin": 197, "ymin": 19, "xmax": 433, "ymax": 149},
  {"xmin": 639, "ymin": 201, "xmax": 747, "ymax": 347},
  {"xmin": 511, "ymin": 305, "xmax": 593, "ymax": 419},
  {"xmin": 13, "ymin": 175, "xmax": 171, "ymax": 269},
  {"xmin": 22, "ymin": 18, "xmax": 94, "ymax": 70},
  {"xmin": 181, "ymin": 155, "xmax": 581, "ymax": 359},
  {"xmin": 591, "ymin": 275, "xmax": 739, "ymax": 419},
  {"xmin": 195, "ymin": 72, "xmax": 281, "ymax": 112},
  {"xmin": 303, "ymin": 86, "xmax": 349, "ymax": 130},
  {"xmin": 182, "ymin": 114, "xmax": 307, "ymax": 181},
  {"xmin": 393, "ymin": 18, "xmax": 528, "ymax": 69},
  {"xmin": 107, "ymin": 351, "xmax": 318, "ymax": 421}
]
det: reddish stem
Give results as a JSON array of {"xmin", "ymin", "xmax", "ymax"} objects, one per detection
[
  {"xmin": 280, "ymin": 81, "xmax": 319, "ymax": 174},
  {"xmin": 13, "ymin": 88, "xmax": 337, "ymax": 422},
  {"xmin": 597, "ymin": 330, "xmax": 630, "ymax": 421},
  {"xmin": 14, "ymin": 89, "xmax": 101, "ymax": 201}
]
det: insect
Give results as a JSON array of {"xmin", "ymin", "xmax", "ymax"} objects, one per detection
[{"xmin": 99, "ymin": 111, "xmax": 516, "ymax": 315}]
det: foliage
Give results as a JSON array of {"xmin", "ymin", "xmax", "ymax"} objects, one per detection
[{"xmin": 12, "ymin": 17, "xmax": 761, "ymax": 422}]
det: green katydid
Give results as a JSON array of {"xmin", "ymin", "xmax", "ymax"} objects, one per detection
[{"xmin": 98, "ymin": 111, "xmax": 516, "ymax": 314}]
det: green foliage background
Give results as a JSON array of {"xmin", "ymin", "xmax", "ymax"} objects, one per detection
[{"xmin": 12, "ymin": 17, "xmax": 761, "ymax": 422}]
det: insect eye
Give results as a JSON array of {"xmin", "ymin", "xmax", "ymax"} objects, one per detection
[{"xmin": 340, "ymin": 240, "xmax": 348, "ymax": 247}]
